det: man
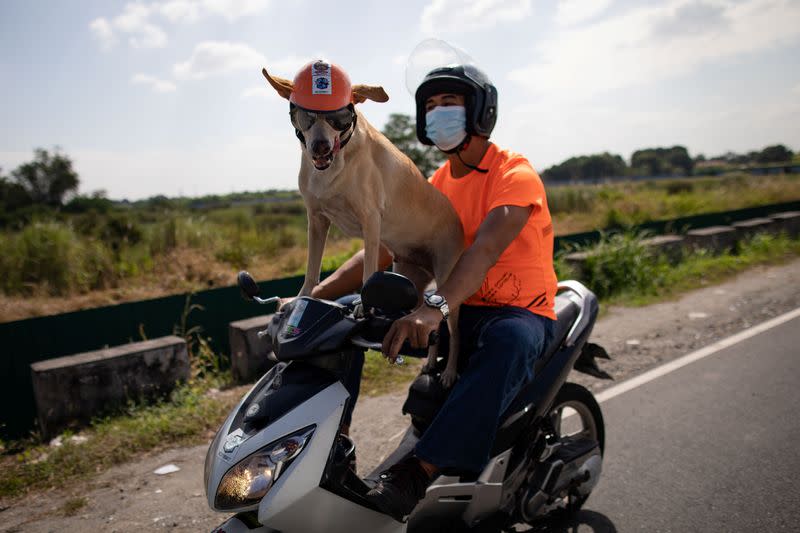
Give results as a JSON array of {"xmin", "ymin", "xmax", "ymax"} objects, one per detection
[{"xmin": 312, "ymin": 62, "xmax": 557, "ymax": 521}]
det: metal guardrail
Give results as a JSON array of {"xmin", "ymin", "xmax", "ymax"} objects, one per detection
[{"xmin": 1, "ymin": 200, "xmax": 799, "ymax": 438}]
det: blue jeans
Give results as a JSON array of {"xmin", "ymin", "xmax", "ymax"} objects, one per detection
[
  {"xmin": 415, "ymin": 305, "xmax": 554, "ymax": 474},
  {"xmin": 341, "ymin": 301, "xmax": 554, "ymax": 474}
]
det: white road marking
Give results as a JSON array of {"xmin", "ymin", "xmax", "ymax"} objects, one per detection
[{"xmin": 594, "ymin": 306, "xmax": 800, "ymax": 404}]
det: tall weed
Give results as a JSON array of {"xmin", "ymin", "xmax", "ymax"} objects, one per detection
[
  {"xmin": 0, "ymin": 223, "xmax": 88, "ymax": 295},
  {"xmin": 580, "ymin": 232, "xmax": 667, "ymax": 299}
]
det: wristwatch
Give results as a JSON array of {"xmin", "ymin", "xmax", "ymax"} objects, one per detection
[{"xmin": 424, "ymin": 293, "xmax": 450, "ymax": 320}]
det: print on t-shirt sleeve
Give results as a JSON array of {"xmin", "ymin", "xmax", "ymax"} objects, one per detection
[{"xmin": 488, "ymin": 165, "xmax": 544, "ymax": 212}]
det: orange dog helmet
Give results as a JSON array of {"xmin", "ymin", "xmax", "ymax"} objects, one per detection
[{"xmin": 290, "ymin": 60, "xmax": 353, "ymax": 111}]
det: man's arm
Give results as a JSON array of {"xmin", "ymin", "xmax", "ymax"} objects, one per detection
[
  {"xmin": 310, "ymin": 244, "xmax": 394, "ymax": 300},
  {"xmin": 382, "ymin": 204, "xmax": 533, "ymax": 357},
  {"xmin": 435, "ymin": 204, "xmax": 533, "ymax": 307}
]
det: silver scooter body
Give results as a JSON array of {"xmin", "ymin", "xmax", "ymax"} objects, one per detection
[
  {"xmin": 205, "ymin": 378, "xmax": 513, "ymax": 533},
  {"xmin": 206, "ymin": 277, "xmax": 603, "ymax": 532},
  {"xmin": 206, "ymin": 375, "xmax": 403, "ymax": 532}
]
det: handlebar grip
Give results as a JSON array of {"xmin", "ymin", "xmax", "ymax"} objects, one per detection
[{"xmin": 398, "ymin": 343, "xmax": 431, "ymax": 358}]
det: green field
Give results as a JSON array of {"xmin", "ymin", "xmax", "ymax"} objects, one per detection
[{"xmin": 1, "ymin": 172, "xmax": 799, "ymax": 322}]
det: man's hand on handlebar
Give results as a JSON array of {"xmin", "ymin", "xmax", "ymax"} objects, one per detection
[{"xmin": 382, "ymin": 305, "xmax": 442, "ymax": 361}]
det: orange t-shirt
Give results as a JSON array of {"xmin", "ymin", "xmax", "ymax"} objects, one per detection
[{"xmin": 429, "ymin": 144, "xmax": 557, "ymax": 320}]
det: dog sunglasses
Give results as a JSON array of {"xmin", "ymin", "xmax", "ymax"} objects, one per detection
[{"xmin": 290, "ymin": 103, "xmax": 355, "ymax": 132}]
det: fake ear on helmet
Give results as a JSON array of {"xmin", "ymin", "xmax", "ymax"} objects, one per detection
[
  {"xmin": 351, "ymin": 84, "xmax": 389, "ymax": 104},
  {"xmin": 262, "ymin": 68, "xmax": 294, "ymax": 100}
]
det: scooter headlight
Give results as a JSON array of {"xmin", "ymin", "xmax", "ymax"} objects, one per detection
[{"xmin": 215, "ymin": 426, "xmax": 315, "ymax": 510}]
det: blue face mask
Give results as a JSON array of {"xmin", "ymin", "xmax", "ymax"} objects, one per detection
[{"xmin": 425, "ymin": 106, "xmax": 467, "ymax": 151}]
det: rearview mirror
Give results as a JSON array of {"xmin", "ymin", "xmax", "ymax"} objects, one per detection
[
  {"xmin": 361, "ymin": 271, "xmax": 418, "ymax": 313},
  {"xmin": 238, "ymin": 271, "xmax": 260, "ymax": 300}
]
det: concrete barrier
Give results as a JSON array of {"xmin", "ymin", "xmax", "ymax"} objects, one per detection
[
  {"xmin": 732, "ymin": 217, "xmax": 779, "ymax": 241},
  {"xmin": 228, "ymin": 315, "xmax": 275, "ymax": 383},
  {"xmin": 563, "ymin": 250, "xmax": 591, "ymax": 279},
  {"xmin": 769, "ymin": 211, "xmax": 800, "ymax": 237},
  {"xmin": 641, "ymin": 234, "xmax": 685, "ymax": 263},
  {"xmin": 563, "ymin": 234, "xmax": 685, "ymax": 278},
  {"xmin": 684, "ymin": 225, "xmax": 738, "ymax": 254},
  {"xmin": 30, "ymin": 336, "xmax": 189, "ymax": 438}
]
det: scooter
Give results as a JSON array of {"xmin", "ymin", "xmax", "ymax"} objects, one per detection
[{"xmin": 205, "ymin": 271, "xmax": 605, "ymax": 532}]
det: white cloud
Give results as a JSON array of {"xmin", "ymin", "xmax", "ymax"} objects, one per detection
[
  {"xmin": 555, "ymin": 0, "xmax": 612, "ymax": 26},
  {"xmin": 508, "ymin": 0, "xmax": 800, "ymax": 100},
  {"xmin": 131, "ymin": 73, "xmax": 177, "ymax": 93},
  {"xmin": 89, "ymin": 3, "xmax": 167, "ymax": 50},
  {"xmin": 420, "ymin": 0, "xmax": 532, "ymax": 34},
  {"xmin": 202, "ymin": 0, "xmax": 270, "ymax": 21},
  {"xmin": 89, "ymin": 18, "xmax": 117, "ymax": 50},
  {"xmin": 157, "ymin": 0, "xmax": 203, "ymax": 23},
  {"xmin": 173, "ymin": 41, "xmax": 266, "ymax": 80},
  {"xmin": 89, "ymin": 0, "xmax": 270, "ymax": 50}
]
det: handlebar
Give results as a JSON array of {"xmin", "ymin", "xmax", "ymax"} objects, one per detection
[
  {"xmin": 253, "ymin": 295, "xmax": 281, "ymax": 306},
  {"xmin": 244, "ymin": 287, "xmax": 438, "ymax": 365},
  {"xmin": 350, "ymin": 329, "xmax": 438, "ymax": 364}
]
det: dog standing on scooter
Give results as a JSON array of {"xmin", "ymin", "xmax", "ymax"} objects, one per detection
[{"xmin": 262, "ymin": 60, "xmax": 464, "ymax": 386}]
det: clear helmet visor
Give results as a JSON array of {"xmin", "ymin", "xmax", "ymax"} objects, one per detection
[{"xmin": 405, "ymin": 38, "xmax": 482, "ymax": 96}]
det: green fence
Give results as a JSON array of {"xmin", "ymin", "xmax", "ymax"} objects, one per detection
[
  {"xmin": 0, "ymin": 274, "xmax": 304, "ymax": 439},
  {"xmin": 2, "ymin": 200, "xmax": 799, "ymax": 439}
]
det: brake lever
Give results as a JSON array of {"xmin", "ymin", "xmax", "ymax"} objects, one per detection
[{"xmin": 253, "ymin": 295, "xmax": 281, "ymax": 306}]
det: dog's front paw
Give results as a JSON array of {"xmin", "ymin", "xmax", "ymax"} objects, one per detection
[
  {"xmin": 278, "ymin": 297, "xmax": 295, "ymax": 310},
  {"xmin": 439, "ymin": 368, "xmax": 459, "ymax": 389}
]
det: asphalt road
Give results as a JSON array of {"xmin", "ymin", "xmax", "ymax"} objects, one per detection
[{"xmin": 570, "ymin": 311, "xmax": 800, "ymax": 532}]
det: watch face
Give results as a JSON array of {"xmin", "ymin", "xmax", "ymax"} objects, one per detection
[{"xmin": 427, "ymin": 294, "xmax": 444, "ymax": 306}]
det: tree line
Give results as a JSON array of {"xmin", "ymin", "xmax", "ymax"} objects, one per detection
[
  {"xmin": 2, "ymin": 116, "xmax": 795, "ymax": 222},
  {"xmin": 540, "ymin": 144, "xmax": 796, "ymax": 182},
  {"xmin": 378, "ymin": 114, "xmax": 795, "ymax": 182}
]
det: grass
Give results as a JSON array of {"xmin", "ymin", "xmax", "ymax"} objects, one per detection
[
  {"xmin": 0, "ymin": 379, "xmax": 234, "ymax": 500},
  {"xmin": 60, "ymin": 496, "xmax": 88, "ymax": 516},
  {"xmin": 548, "ymin": 172, "xmax": 800, "ymax": 234},
  {"xmin": 614, "ymin": 233, "xmax": 800, "ymax": 306},
  {"xmin": 1, "ymin": 172, "xmax": 798, "ymax": 304},
  {"xmin": 361, "ymin": 350, "xmax": 425, "ymax": 397},
  {"xmin": 0, "ymin": 354, "xmax": 423, "ymax": 501},
  {"xmin": 557, "ymin": 231, "xmax": 800, "ymax": 307}
]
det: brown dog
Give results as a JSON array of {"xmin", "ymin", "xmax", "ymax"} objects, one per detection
[{"xmin": 262, "ymin": 64, "xmax": 464, "ymax": 386}]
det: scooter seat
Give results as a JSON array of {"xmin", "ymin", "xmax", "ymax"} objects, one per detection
[{"xmin": 534, "ymin": 295, "xmax": 580, "ymax": 374}]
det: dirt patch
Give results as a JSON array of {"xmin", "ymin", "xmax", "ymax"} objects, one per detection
[{"xmin": 2, "ymin": 258, "xmax": 799, "ymax": 531}]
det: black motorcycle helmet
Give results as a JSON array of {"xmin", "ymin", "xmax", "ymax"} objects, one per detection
[{"xmin": 415, "ymin": 64, "xmax": 498, "ymax": 147}]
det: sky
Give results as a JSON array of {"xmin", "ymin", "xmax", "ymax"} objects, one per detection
[{"xmin": 1, "ymin": 0, "xmax": 799, "ymax": 201}]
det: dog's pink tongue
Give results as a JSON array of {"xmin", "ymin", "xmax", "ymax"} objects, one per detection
[{"xmin": 333, "ymin": 135, "xmax": 341, "ymax": 154}]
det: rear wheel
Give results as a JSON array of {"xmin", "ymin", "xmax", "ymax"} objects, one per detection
[
  {"xmin": 549, "ymin": 382, "xmax": 605, "ymax": 455},
  {"xmin": 525, "ymin": 383, "xmax": 605, "ymax": 526}
]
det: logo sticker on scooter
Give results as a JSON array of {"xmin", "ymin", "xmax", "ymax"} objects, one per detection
[
  {"xmin": 284, "ymin": 299, "xmax": 307, "ymax": 337},
  {"xmin": 311, "ymin": 61, "xmax": 332, "ymax": 95}
]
